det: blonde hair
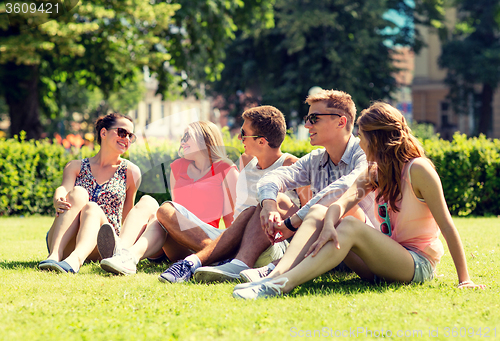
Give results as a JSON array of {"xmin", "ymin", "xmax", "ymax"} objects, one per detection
[
  {"xmin": 179, "ymin": 121, "xmax": 228, "ymax": 164},
  {"xmin": 357, "ymin": 102, "xmax": 432, "ymax": 211}
]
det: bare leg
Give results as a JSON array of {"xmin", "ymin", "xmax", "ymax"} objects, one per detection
[
  {"xmin": 195, "ymin": 206, "xmax": 256, "ymax": 265},
  {"xmin": 274, "ymin": 216, "xmax": 415, "ymax": 293},
  {"xmin": 127, "ymin": 219, "xmax": 168, "ymax": 262},
  {"xmin": 46, "ymin": 186, "xmax": 89, "ymax": 261},
  {"xmin": 162, "ymin": 237, "xmax": 192, "ymax": 262},
  {"xmin": 119, "ymin": 195, "xmax": 159, "ymax": 248},
  {"xmin": 156, "ymin": 202, "xmax": 213, "ymax": 252},
  {"xmin": 62, "ymin": 202, "xmax": 109, "ymax": 270},
  {"xmin": 269, "ymin": 204, "xmax": 327, "ymax": 277}
]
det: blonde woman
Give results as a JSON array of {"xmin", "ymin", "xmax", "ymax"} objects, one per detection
[{"xmin": 99, "ymin": 121, "xmax": 238, "ymax": 276}]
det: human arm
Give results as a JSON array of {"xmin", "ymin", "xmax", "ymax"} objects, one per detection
[
  {"xmin": 122, "ymin": 162, "xmax": 142, "ymax": 222},
  {"xmin": 54, "ymin": 160, "xmax": 81, "ymax": 216},
  {"xmin": 222, "ymin": 165, "xmax": 239, "ymax": 227},
  {"xmin": 306, "ymin": 168, "xmax": 373, "ymax": 257},
  {"xmin": 410, "ymin": 159, "xmax": 485, "ymax": 289}
]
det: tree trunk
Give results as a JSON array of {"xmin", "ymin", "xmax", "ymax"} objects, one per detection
[
  {"xmin": 4, "ymin": 63, "xmax": 42, "ymax": 140},
  {"xmin": 477, "ymin": 83, "xmax": 494, "ymax": 137}
]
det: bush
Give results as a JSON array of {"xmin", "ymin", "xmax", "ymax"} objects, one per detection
[
  {"xmin": 1, "ymin": 131, "xmax": 499, "ymax": 216},
  {"xmin": 423, "ymin": 133, "xmax": 500, "ymax": 216},
  {"xmin": 0, "ymin": 132, "xmax": 94, "ymax": 216}
]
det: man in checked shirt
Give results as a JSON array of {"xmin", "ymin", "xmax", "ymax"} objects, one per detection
[{"xmin": 192, "ymin": 89, "xmax": 377, "ymax": 283}]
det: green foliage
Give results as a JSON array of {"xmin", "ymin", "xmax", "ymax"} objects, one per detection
[
  {"xmin": 2, "ymin": 132, "xmax": 500, "ymax": 216},
  {"xmin": 0, "ymin": 133, "xmax": 94, "ymax": 215},
  {"xmin": 423, "ymin": 133, "xmax": 500, "ymax": 216},
  {"xmin": 410, "ymin": 122, "xmax": 439, "ymax": 141},
  {"xmin": 438, "ymin": 0, "xmax": 500, "ymax": 136}
]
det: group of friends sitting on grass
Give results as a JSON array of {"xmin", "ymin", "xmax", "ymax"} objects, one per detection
[{"xmin": 38, "ymin": 89, "xmax": 485, "ymax": 299}]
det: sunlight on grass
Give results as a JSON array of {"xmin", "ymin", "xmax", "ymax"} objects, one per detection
[{"xmin": 0, "ymin": 216, "xmax": 499, "ymax": 340}]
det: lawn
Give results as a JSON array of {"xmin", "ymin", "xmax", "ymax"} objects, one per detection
[{"xmin": 0, "ymin": 216, "xmax": 498, "ymax": 340}]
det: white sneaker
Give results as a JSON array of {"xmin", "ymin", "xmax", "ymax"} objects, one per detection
[
  {"xmin": 100, "ymin": 248, "xmax": 137, "ymax": 275},
  {"xmin": 233, "ymin": 277, "xmax": 288, "ymax": 299},
  {"xmin": 193, "ymin": 262, "xmax": 249, "ymax": 283},
  {"xmin": 239, "ymin": 265, "xmax": 273, "ymax": 283}
]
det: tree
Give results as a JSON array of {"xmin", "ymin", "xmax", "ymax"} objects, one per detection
[
  {"xmin": 438, "ymin": 0, "xmax": 500, "ymax": 136},
  {"xmin": 210, "ymin": 0, "xmax": 438, "ymax": 121},
  {"xmin": 0, "ymin": 0, "xmax": 274, "ymax": 139}
]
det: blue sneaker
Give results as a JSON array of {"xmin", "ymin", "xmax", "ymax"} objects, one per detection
[{"xmin": 158, "ymin": 260, "xmax": 194, "ymax": 283}]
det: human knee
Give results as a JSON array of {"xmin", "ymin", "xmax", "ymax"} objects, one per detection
[
  {"xmin": 336, "ymin": 216, "xmax": 364, "ymax": 238},
  {"xmin": 81, "ymin": 201, "xmax": 101, "ymax": 215},
  {"xmin": 135, "ymin": 195, "xmax": 160, "ymax": 215},
  {"xmin": 67, "ymin": 186, "xmax": 89, "ymax": 205},
  {"xmin": 156, "ymin": 202, "xmax": 177, "ymax": 230}
]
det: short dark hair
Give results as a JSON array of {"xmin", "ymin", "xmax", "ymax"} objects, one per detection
[
  {"xmin": 305, "ymin": 89, "xmax": 356, "ymax": 132},
  {"xmin": 95, "ymin": 113, "xmax": 133, "ymax": 145},
  {"xmin": 242, "ymin": 106, "xmax": 286, "ymax": 149}
]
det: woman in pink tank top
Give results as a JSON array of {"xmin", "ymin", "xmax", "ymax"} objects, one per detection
[{"xmin": 233, "ymin": 102, "xmax": 484, "ymax": 300}]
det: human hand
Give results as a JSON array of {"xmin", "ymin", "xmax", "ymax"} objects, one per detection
[
  {"xmin": 272, "ymin": 214, "xmax": 302, "ymax": 243},
  {"xmin": 304, "ymin": 223, "xmax": 339, "ymax": 258},
  {"xmin": 54, "ymin": 197, "xmax": 71, "ymax": 216},
  {"xmin": 457, "ymin": 280, "xmax": 486, "ymax": 289},
  {"xmin": 260, "ymin": 200, "xmax": 282, "ymax": 243}
]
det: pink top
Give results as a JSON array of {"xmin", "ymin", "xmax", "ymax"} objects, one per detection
[
  {"xmin": 171, "ymin": 158, "xmax": 237, "ymax": 228},
  {"xmin": 374, "ymin": 158, "xmax": 444, "ymax": 267}
]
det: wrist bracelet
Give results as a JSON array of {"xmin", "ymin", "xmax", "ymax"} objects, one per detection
[
  {"xmin": 284, "ymin": 217, "xmax": 298, "ymax": 232},
  {"xmin": 458, "ymin": 280, "xmax": 472, "ymax": 287}
]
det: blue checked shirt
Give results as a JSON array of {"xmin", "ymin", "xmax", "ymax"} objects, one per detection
[{"xmin": 257, "ymin": 135, "xmax": 377, "ymax": 226}]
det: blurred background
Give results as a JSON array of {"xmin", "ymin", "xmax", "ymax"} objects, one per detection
[{"xmin": 1, "ymin": 0, "xmax": 499, "ymax": 144}]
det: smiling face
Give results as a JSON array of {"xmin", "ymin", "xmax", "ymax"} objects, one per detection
[
  {"xmin": 238, "ymin": 119, "xmax": 262, "ymax": 156},
  {"xmin": 103, "ymin": 118, "xmax": 135, "ymax": 154},
  {"xmin": 180, "ymin": 128, "xmax": 203, "ymax": 160},
  {"xmin": 304, "ymin": 101, "xmax": 345, "ymax": 146}
]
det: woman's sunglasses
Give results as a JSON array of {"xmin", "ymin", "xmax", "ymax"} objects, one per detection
[
  {"xmin": 303, "ymin": 113, "xmax": 341, "ymax": 125},
  {"xmin": 110, "ymin": 127, "xmax": 136, "ymax": 143},
  {"xmin": 181, "ymin": 131, "xmax": 190, "ymax": 144},
  {"xmin": 240, "ymin": 128, "xmax": 266, "ymax": 142},
  {"xmin": 378, "ymin": 203, "xmax": 392, "ymax": 236}
]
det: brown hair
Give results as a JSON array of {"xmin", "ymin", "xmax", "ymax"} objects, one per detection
[
  {"xmin": 242, "ymin": 105, "xmax": 286, "ymax": 149},
  {"xmin": 305, "ymin": 89, "xmax": 356, "ymax": 132},
  {"xmin": 357, "ymin": 102, "xmax": 431, "ymax": 212},
  {"xmin": 95, "ymin": 113, "xmax": 133, "ymax": 145}
]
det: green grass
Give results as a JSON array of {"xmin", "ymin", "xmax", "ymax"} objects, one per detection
[{"xmin": 0, "ymin": 216, "xmax": 499, "ymax": 340}]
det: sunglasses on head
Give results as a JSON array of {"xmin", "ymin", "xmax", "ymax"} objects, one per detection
[
  {"xmin": 303, "ymin": 113, "xmax": 342, "ymax": 124},
  {"xmin": 110, "ymin": 127, "xmax": 136, "ymax": 143},
  {"xmin": 240, "ymin": 128, "xmax": 266, "ymax": 142},
  {"xmin": 378, "ymin": 203, "xmax": 392, "ymax": 236},
  {"xmin": 181, "ymin": 131, "xmax": 190, "ymax": 144}
]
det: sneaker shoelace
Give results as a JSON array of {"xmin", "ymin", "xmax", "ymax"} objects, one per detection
[
  {"xmin": 257, "ymin": 266, "xmax": 272, "ymax": 278},
  {"xmin": 166, "ymin": 260, "xmax": 193, "ymax": 277},
  {"xmin": 260, "ymin": 277, "xmax": 289, "ymax": 296}
]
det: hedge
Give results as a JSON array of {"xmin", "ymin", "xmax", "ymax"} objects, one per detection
[{"xmin": 1, "ymin": 130, "xmax": 499, "ymax": 216}]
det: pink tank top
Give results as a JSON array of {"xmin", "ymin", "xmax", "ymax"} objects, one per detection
[
  {"xmin": 374, "ymin": 158, "xmax": 444, "ymax": 266},
  {"xmin": 171, "ymin": 158, "xmax": 237, "ymax": 228}
]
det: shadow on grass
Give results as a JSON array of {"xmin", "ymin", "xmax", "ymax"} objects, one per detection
[
  {"xmin": 290, "ymin": 271, "xmax": 408, "ymax": 297},
  {"xmin": 0, "ymin": 260, "xmax": 39, "ymax": 270},
  {"xmin": 82, "ymin": 259, "xmax": 172, "ymax": 276}
]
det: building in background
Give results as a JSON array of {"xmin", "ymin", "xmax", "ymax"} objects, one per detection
[{"xmin": 412, "ymin": 8, "xmax": 500, "ymax": 139}]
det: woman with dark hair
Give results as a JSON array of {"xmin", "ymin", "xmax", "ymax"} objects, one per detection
[
  {"xmin": 233, "ymin": 102, "xmax": 484, "ymax": 299},
  {"xmin": 38, "ymin": 113, "xmax": 148, "ymax": 273}
]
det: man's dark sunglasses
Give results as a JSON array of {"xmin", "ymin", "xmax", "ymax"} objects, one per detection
[
  {"xmin": 303, "ymin": 113, "xmax": 342, "ymax": 124},
  {"xmin": 240, "ymin": 128, "xmax": 267, "ymax": 141},
  {"xmin": 110, "ymin": 127, "xmax": 136, "ymax": 143}
]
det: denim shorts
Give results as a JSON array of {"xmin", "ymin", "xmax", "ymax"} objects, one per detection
[
  {"xmin": 407, "ymin": 248, "xmax": 435, "ymax": 283},
  {"xmin": 374, "ymin": 247, "xmax": 434, "ymax": 284}
]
